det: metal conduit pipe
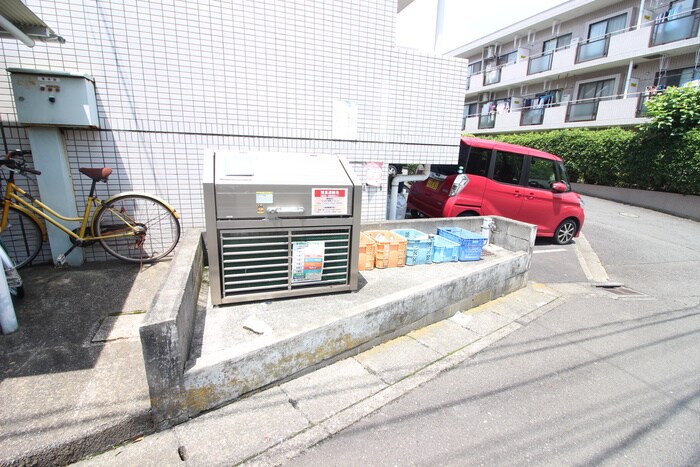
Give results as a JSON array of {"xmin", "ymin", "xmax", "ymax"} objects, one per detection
[
  {"xmin": 0, "ymin": 15, "xmax": 35, "ymax": 48},
  {"xmin": 388, "ymin": 165, "xmax": 430, "ymax": 220}
]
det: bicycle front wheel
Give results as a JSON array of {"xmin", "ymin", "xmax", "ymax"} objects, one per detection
[
  {"xmin": 0, "ymin": 206, "xmax": 44, "ymax": 268},
  {"xmin": 94, "ymin": 194, "xmax": 181, "ymax": 263}
]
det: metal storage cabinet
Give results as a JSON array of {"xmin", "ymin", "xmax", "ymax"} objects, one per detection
[{"xmin": 203, "ymin": 150, "xmax": 362, "ymax": 305}]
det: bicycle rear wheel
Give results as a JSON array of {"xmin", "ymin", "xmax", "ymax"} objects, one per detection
[
  {"xmin": 0, "ymin": 206, "xmax": 44, "ymax": 268},
  {"xmin": 94, "ymin": 194, "xmax": 181, "ymax": 263}
]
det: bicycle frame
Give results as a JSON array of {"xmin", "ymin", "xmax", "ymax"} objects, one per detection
[{"xmin": 1, "ymin": 179, "xmax": 140, "ymax": 242}]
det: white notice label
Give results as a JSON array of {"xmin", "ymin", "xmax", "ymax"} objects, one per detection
[
  {"xmin": 291, "ymin": 241, "xmax": 325, "ymax": 283},
  {"xmin": 311, "ymin": 188, "xmax": 348, "ymax": 216}
]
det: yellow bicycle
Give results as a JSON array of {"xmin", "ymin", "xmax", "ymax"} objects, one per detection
[{"xmin": 0, "ymin": 149, "xmax": 181, "ymax": 268}]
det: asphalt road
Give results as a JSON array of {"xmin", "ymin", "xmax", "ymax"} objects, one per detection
[{"xmin": 288, "ymin": 196, "xmax": 700, "ymax": 466}]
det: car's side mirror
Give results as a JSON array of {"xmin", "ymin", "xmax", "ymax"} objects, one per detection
[{"xmin": 551, "ymin": 182, "xmax": 567, "ymax": 193}]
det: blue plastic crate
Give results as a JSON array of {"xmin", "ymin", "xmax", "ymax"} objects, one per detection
[
  {"xmin": 430, "ymin": 234, "xmax": 459, "ymax": 263},
  {"xmin": 437, "ymin": 227, "xmax": 488, "ymax": 261},
  {"xmin": 391, "ymin": 229, "xmax": 432, "ymax": 265}
]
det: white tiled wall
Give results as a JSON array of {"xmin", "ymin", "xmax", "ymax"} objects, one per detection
[{"xmin": 0, "ymin": 0, "xmax": 467, "ymax": 262}]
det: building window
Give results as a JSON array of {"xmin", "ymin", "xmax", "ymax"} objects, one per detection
[
  {"xmin": 567, "ymin": 78, "xmax": 616, "ymax": 122},
  {"xmin": 520, "ymin": 90, "xmax": 560, "ymax": 126},
  {"xmin": 466, "ymin": 62, "xmax": 481, "ymax": 90},
  {"xmin": 483, "ymin": 68, "xmax": 502, "ymax": 85},
  {"xmin": 588, "ymin": 13, "xmax": 628, "ymax": 39},
  {"xmin": 497, "ymin": 51, "xmax": 517, "ymax": 67},
  {"xmin": 528, "ymin": 34, "xmax": 572, "ymax": 75},
  {"xmin": 542, "ymin": 33, "xmax": 572, "ymax": 53},
  {"xmin": 576, "ymin": 13, "xmax": 628, "ymax": 63},
  {"xmin": 462, "ymin": 102, "xmax": 479, "ymax": 130},
  {"xmin": 468, "ymin": 61, "xmax": 482, "ymax": 76},
  {"xmin": 656, "ymin": 67, "xmax": 699, "ymax": 88},
  {"xmin": 651, "ymin": 0, "xmax": 700, "ymax": 46}
]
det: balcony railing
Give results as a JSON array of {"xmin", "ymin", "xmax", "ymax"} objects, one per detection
[
  {"xmin": 483, "ymin": 68, "xmax": 502, "ymax": 86},
  {"xmin": 650, "ymin": 10, "xmax": 700, "ymax": 46},
  {"xmin": 478, "ymin": 113, "xmax": 496, "ymax": 129},
  {"xmin": 527, "ymin": 53, "xmax": 553, "ymax": 75},
  {"xmin": 575, "ymin": 35, "xmax": 610, "ymax": 63},
  {"xmin": 520, "ymin": 107, "xmax": 545, "ymax": 126},
  {"xmin": 463, "ymin": 94, "xmax": 648, "ymax": 133},
  {"xmin": 566, "ymin": 99, "xmax": 601, "ymax": 122}
]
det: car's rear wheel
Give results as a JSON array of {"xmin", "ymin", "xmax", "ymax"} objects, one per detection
[{"xmin": 554, "ymin": 218, "xmax": 578, "ymax": 245}]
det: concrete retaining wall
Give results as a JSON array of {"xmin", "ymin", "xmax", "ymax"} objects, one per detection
[
  {"xmin": 573, "ymin": 183, "xmax": 700, "ymax": 222},
  {"xmin": 140, "ymin": 230, "xmax": 205, "ymax": 428},
  {"xmin": 141, "ymin": 217, "xmax": 536, "ymax": 429}
]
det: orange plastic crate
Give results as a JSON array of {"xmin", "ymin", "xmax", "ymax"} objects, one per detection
[
  {"xmin": 358, "ymin": 232, "xmax": 376, "ymax": 271},
  {"xmin": 364, "ymin": 230, "xmax": 407, "ymax": 268}
]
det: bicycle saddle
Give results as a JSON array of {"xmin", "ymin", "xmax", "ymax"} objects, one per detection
[{"xmin": 79, "ymin": 167, "xmax": 112, "ymax": 182}]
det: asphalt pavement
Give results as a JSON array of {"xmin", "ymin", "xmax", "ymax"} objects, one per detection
[{"xmin": 283, "ymin": 196, "xmax": 700, "ymax": 466}]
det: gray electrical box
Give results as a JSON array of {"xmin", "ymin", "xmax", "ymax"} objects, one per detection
[
  {"xmin": 203, "ymin": 150, "xmax": 362, "ymax": 305},
  {"xmin": 7, "ymin": 68, "xmax": 99, "ymax": 128}
]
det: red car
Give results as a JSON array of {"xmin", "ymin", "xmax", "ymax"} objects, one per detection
[{"xmin": 407, "ymin": 137, "xmax": 585, "ymax": 244}]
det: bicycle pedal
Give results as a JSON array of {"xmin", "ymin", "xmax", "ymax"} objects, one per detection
[{"xmin": 55, "ymin": 254, "xmax": 67, "ymax": 267}]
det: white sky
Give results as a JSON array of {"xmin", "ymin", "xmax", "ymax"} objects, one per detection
[{"xmin": 397, "ymin": 0, "xmax": 570, "ymax": 54}]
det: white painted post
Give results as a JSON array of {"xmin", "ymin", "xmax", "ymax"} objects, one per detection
[{"xmin": 26, "ymin": 127, "xmax": 85, "ymax": 266}]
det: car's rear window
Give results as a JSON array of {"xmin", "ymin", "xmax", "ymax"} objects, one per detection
[
  {"xmin": 465, "ymin": 147, "xmax": 490, "ymax": 176},
  {"xmin": 431, "ymin": 144, "xmax": 491, "ymax": 177}
]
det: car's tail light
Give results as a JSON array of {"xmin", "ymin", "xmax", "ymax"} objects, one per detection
[{"xmin": 449, "ymin": 174, "xmax": 469, "ymax": 197}]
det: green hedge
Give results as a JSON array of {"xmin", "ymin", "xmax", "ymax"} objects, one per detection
[{"xmin": 481, "ymin": 128, "xmax": 700, "ymax": 195}]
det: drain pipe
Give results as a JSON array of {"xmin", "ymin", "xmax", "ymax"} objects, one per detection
[{"xmin": 388, "ymin": 165, "xmax": 431, "ymax": 220}]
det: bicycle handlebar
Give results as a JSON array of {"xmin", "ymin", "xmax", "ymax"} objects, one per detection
[{"xmin": 2, "ymin": 149, "xmax": 41, "ymax": 175}]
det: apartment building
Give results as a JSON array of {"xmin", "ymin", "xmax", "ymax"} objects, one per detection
[
  {"xmin": 452, "ymin": 0, "xmax": 700, "ymax": 134},
  {"xmin": 0, "ymin": 0, "xmax": 467, "ymax": 264}
]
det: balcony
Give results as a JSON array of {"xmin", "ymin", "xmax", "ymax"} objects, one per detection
[
  {"xmin": 566, "ymin": 99, "xmax": 601, "ymax": 121},
  {"xmin": 463, "ymin": 95, "xmax": 647, "ymax": 134},
  {"xmin": 527, "ymin": 53, "xmax": 553, "ymax": 75},
  {"xmin": 520, "ymin": 107, "xmax": 545, "ymax": 126},
  {"xmin": 650, "ymin": 10, "xmax": 700, "ymax": 46},
  {"xmin": 575, "ymin": 35, "xmax": 610, "ymax": 63},
  {"xmin": 483, "ymin": 68, "xmax": 502, "ymax": 86},
  {"xmin": 478, "ymin": 113, "xmax": 496, "ymax": 129}
]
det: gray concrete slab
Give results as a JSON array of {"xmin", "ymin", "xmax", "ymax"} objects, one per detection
[
  {"xmin": 173, "ymin": 387, "xmax": 310, "ymax": 466},
  {"xmin": 280, "ymin": 358, "xmax": 387, "ymax": 423},
  {"xmin": 0, "ymin": 261, "xmax": 169, "ymax": 466},
  {"xmin": 74, "ymin": 431, "xmax": 183, "ymax": 467},
  {"xmin": 355, "ymin": 336, "xmax": 443, "ymax": 385},
  {"xmin": 407, "ymin": 320, "xmax": 481, "ymax": 356},
  {"xmin": 453, "ymin": 309, "xmax": 513, "ymax": 336}
]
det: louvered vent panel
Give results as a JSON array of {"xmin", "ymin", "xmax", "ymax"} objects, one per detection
[{"xmin": 220, "ymin": 228, "xmax": 351, "ymax": 297}]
